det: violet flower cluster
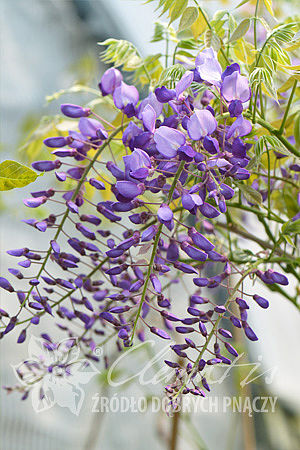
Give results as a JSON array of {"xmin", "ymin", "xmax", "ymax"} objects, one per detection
[{"xmin": 1, "ymin": 48, "xmax": 289, "ymax": 403}]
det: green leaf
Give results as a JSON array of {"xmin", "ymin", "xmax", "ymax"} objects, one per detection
[
  {"xmin": 281, "ymin": 219, "xmax": 300, "ymax": 236},
  {"xmin": 263, "ymin": 0, "xmax": 274, "ymax": 17},
  {"xmin": 169, "ymin": 0, "xmax": 188, "ymax": 24},
  {"xmin": 0, "ymin": 160, "xmax": 39, "ymax": 191},
  {"xmin": 238, "ymin": 183, "xmax": 263, "ymax": 205},
  {"xmin": 98, "ymin": 39, "xmax": 142, "ymax": 71},
  {"xmin": 228, "ymin": 18, "xmax": 251, "ymax": 43},
  {"xmin": 294, "ymin": 114, "xmax": 300, "ymax": 148},
  {"xmin": 178, "ymin": 6, "xmax": 198, "ymax": 32}
]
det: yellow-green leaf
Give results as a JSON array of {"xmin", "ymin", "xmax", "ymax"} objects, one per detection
[
  {"xmin": 178, "ymin": 7, "xmax": 199, "ymax": 32},
  {"xmin": 228, "ymin": 18, "xmax": 251, "ymax": 43},
  {"xmin": 0, "ymin": 160, "xmax": 39, "ymax": 191},
  {"xmin": 263, "ymin": 0, "xmax": 274, "ymax": 17},
  {"xmin": 169, "ymin": 0, "xmax": 188, "ymax": 24}
]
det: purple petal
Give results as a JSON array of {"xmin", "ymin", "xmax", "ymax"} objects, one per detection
[
  {"xmin": 187, "ymin": 110, "xmax": 217, "ymax": 140},
  {"xmin": 154, "ymin": 126, "xmax": 186, "ymax": 158},
  {"xmin": 175, "ymin": 71, "xmax": 193, "ymax": 97},
  {"xmin": 226, "ymin": 116, "xmax": 252, "ymax": 138},
  {"xmin": 113, "ymin": 81, "xmax": 139, "ymax": 109},
  {"xmin": 221, "ymin": 71, "xmax": 251, "ymax": 103},
  {"xmin": 195, "ymin": 48, "xmax": 222, "ymax": 85},
  {"xmin": 142, "ymin": 104, "xmax": 156, "ymax": 133}
]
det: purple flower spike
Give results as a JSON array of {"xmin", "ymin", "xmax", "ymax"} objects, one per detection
[
  {"xmin": 187, "ymin": 110, "xmax": 217, "ymax": 140},
  {"xmin": 23, "ymin": 196, "xmax": 47, "ymax": 208},
  {"xmin": 195, "ymin": 48, "xmax": 222, "ymax": 85},
  {"xmin": 99, "ymin": 67, "xmax": 123, "ymax": 96},
  {"xmin": 150, "ymin": 327, "xmax": 171, "ymax": 340},
  {"xmin": 61, "ymin": 103, "xmax": 91, "ymax": 118},
  {"xmin": 221, "ymin": 71, "xmax": 251, "ymax": 103},
  {"xmin": 226, "ymin": 115, "xmax": 252, "ymax": 138},
  {"xmin": 155, "ymin": 86, "xmax": 176, "ymax": 103},
  {"xmin": 154, "ymin": 126, "xmax": 186, "ymax": 158},
  {"xmin": 0, "ymin": 277, "xmax": 14, "ymax": 292},
  {"xmin": 253, "ymin": 294, "xmax": 269, "ymax": 309}
]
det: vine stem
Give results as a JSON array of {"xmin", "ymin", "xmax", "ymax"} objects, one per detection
[
  {"xmin": 172, "ymin": 261, "xmax": 262, "ymax": 401},
  {"xmin": 18, "ymin": 123, "xmax": 129, "ymax": 314},
  {"xmin": 129, "ymin": 160, "xmax": 185, "ymax": 344},
  {"xmin": 278, "ymin": 79, "xmax": 297, "ymax": 135}
]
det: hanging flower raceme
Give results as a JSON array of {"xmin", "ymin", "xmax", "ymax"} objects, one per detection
[{"xmin": 1, "ymin": 48, "xmax": 290, "ymax": 407}]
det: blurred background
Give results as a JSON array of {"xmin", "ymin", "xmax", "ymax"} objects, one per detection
[{"xmin": 0, "ymin": 0, "xmax": 299, "ymax": 449}]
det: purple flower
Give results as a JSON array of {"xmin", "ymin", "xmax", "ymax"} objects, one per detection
[
  {"xmin": 181, "ymin": 242, "xmax": 207, "ymax": 262},
  {"xmin": 155, "ymin": 86, "xmax": 176, "ymax": 103},
  {"xmin": 138, "ymin": 92, "xmax": 163, "ymax": 118},
  {"xmin": 199, "ymin": 203, "xmax": 220, "ymax": 218},
  {"xmin": 0, "ymin": 277, "xmax": 14, "ymax": 292},
  {"xmin": 123, "ymin": 148, "xmax": 151, "ymax": 180},
  {"xmin": 78, "ymin": 117, "xmax": 108, "ymax": 140},
  {"xmin": 89, "ymin": 178, "xmax": 105, "ymax": 190},
  {"xmin": 253, "ymin": 294, "xmax": 269, "ymax": 309},
  {"xmin": 154, "ymin": 126, "xmax": 186, "ymax": 158},
  {"xmin": 221, "ymin": 71, "xmax": 251, "ymax": 103},
  {"xmin": 99, "ymin": 67, "xmax": 123, "ymax": 96},
  {"xmin": 43, "ymin": 136, "xmax": 72, "ymax": 148},
  {"xmin": 188, "ymin": 228, "xmax": 214, "ymax": 251},
  {"xmin": 150, "ymin": 327, "xmax": 171, "ymax": 339},
  {"xmin": 23, "ymin": 196, "xmax": 47, "ymax": 208},
  {"xmin": 226, "ymin": 115, "xmax": 252, "ymax": 138},
  {"xmin": 195, "ymin": 48, "xmax": 222, "ymax": 85},
  {"xmin": 115, "ymin": 181, "xmax": 144, "ymax": 200},
  {"xmin": 175, "ymin": 71, "xmax": 194, "ymax": 98},
  {"xmin": 61, "ymin": 104, "xmax": 91, "ymax": 118},
  {"xmin": 157, "ymin": 204, "xmax": 173, "ymax": 228},
  {"xmin": 113, "ymin": 81, "xmax": 139, "ymax": 111},
  {"xmin": 187, "ymin": 110, "xmax": 217, "ymax": 140},
  {"xmin": 32, "ymin": 160, "xmax": 61, "ymax": 172},
  {"xmin": 244, "ymin": 325, "xmax": 258, "ymax": 341}
]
